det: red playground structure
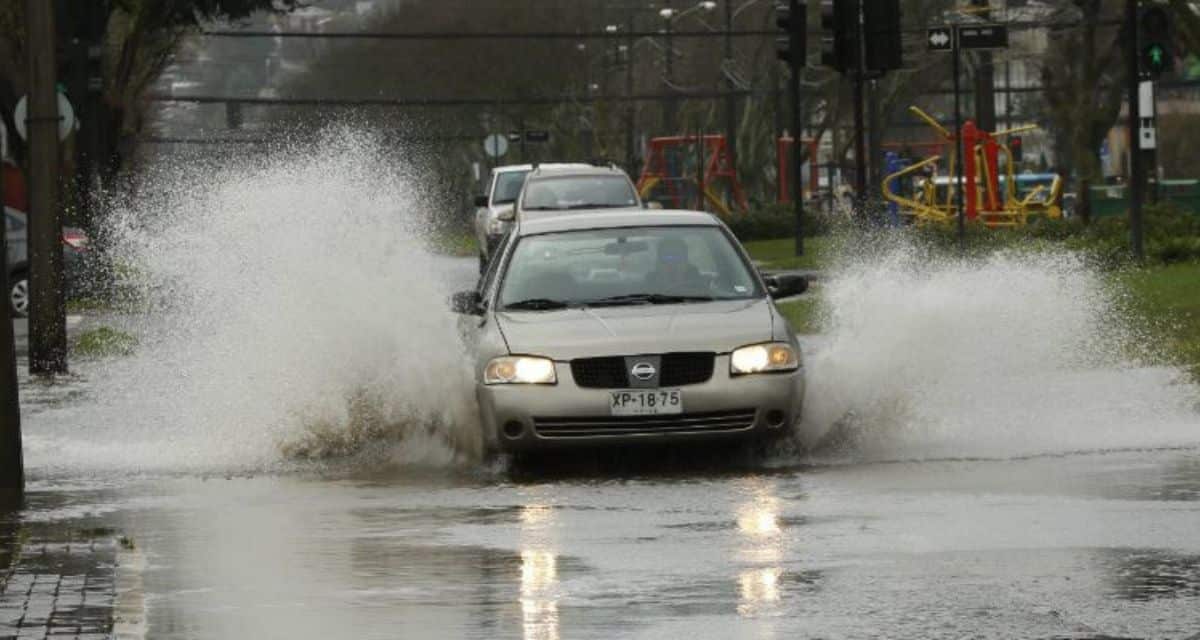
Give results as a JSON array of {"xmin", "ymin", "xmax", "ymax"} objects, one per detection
[{"xmin": 636, "ymin": 134, "xmax": 749, "ymax": 216}]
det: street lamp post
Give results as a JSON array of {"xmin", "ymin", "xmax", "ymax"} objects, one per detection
[
  {"xmin": 657, "ymin": 1, "xmax": 717, "ymax": 135},
  {"xmin": 663, "ymin": 2, "xmax": 676, "ymax": 133}
]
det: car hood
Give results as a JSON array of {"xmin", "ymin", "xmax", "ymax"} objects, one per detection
[{"xmin": 495, "ymin": 298, "xmax": 774, "ymax": 360}]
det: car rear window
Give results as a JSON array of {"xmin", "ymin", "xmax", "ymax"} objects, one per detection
[{"xmin": 521, "ymin": 176, "xmax": 638, "ymax": 211}]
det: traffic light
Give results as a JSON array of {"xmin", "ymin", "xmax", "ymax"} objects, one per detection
[
  {"xmin": 863, "ymin": 0, "xmax": 902, "ymax": 73},
  {"xmin": 820, "ymin": 0, "xmax": 858, "ymax": 73},
  {"xmin": 775, "ymin": 1, "xmax": 806, "ymax": 68},
  {"xmin": 1139, "ymin": 6, "xmax": 1174, "ymax": 78},
  {"xmin": 1010, "ymin": 136, "xmax": 1023, "ymax": 163}
]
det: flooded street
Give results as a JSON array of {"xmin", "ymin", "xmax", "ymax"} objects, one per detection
[
  {"xmin": 8, "ymin": 448, "xmax": 1200, "ymax": 639},
  {"xmin": 5, "ymin": 141, "xmax": 1200, "ymax": 639}
]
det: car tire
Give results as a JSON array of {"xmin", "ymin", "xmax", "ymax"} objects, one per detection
[{"xmin": 9, "ymin": 271, "xmax": 29, "ymax": 318}]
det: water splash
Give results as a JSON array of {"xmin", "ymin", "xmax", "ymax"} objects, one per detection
[
  {"xmin": 799, "ymin": 245, "xmax": 1200, "ymax": 462},
  {"xmin": 23, "ymin": 131, "xmax": 481, "ymax": 475}
]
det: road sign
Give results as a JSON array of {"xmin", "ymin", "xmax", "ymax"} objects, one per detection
[
  {"xmin": 524, "ymin": 130, "xmax": 551, "ymax": 143},
  {"xmin": 927, "ymin": 27, "xmax": 952, "ymax": 51},
  {"xmin": 958, "ymin": 24, "xmax": 1008, "ymax": 50},
  {"xmin": 483, "ymin": 133, "xmax": 509, "ymax": 158},
  {"xmin": 13, "ymin": 92, "xmax": 76, "ymax": 142}
]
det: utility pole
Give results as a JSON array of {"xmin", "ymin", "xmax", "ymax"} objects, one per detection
[
  {"xmin": 852, "ymin": 1, "xmax": 866, "ymax": 207},
  {"xmin": 723, "ymin": 0, "xmax": 737, "ymax": 176},
  {"xmin": 775, "ymin": 0, "xmax": 806, "ymax": 256},
  {"xmin": 0, "ymin": 127, "xmax": 23, "ymax": 504},
  {"xmin": 625, "ymin": 11, "xmax": 637, "ymax": 174},
  {"xmin": 26, "ymin": 0, "xmax": 69, "ymax": 375},
  {"xmin": 867, "ymin": 78, "xmax": 883, "ymax": 213},
  {"xmin": 664, "ymin": 2, "xmax": 677, "ymax": 134},
  {"xmin": 953, "ymin": 25, "xmax": 965, "ymax": 251},
  {"xmin": 972, "ymin": 0, "xmax": 997, "ymax": 132},
  {"xmin": 1126, "ymin": 0, "xmax": 1144, "ymax": 261}
]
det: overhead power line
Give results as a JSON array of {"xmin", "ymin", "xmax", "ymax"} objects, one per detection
[
  {"xmin": 146, "ymin": 90, "xmax": 764, "ymax": 107},
  {"xmin": 201, "ymin": 29, "xmax": 775, "ymax": 39}
]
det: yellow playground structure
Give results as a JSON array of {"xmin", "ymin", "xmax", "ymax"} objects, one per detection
[{"xmin": 882, "ymin": 106, "xmax": 1063, "ymax": 227}]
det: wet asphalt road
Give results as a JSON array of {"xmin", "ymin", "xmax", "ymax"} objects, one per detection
[
  {"xmin": 10, "ymin": 449, "xmax": 1200, "ymax": 639},
  {"xmin": 6, "ymin": 256, "xmax": 1200, "ymax": 639}
]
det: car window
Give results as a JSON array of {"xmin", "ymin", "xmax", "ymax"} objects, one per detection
[
  {"xmin": 5, "ymin": 212, "xmax": 24, "ymax": 233},
  {"xmin": 478, "ymin": 230, "xmax": 512, "ymax": 299},
  {"xmin": 491, "ymin": 171, "xmax": 530, "ymax": 205},
  {"xmin": 498, "ymin": 226, "xmax": 760, "ymax": 308},
  {"xmin": 521, "ymin": 176, "xmax": 638, "ymax": 211}
]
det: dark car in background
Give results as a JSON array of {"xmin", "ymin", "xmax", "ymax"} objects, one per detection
[{"xmin": 5, "ymin": 206, "xmax": 91, "ymax": 317}]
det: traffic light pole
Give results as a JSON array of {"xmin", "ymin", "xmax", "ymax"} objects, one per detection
[
  {"xmin": 852, "ymin": 0, "xmax": 867, "ymax": 208},
  {"xmin": 723, "ymin": 0, "xmax": 737, "ymax": 176},
  {"xmin": 1126, "ymin": 0, "xmax": 1144, "ymax": 261},
  {"xmin": 953, "ymin": 28, "xmax": 965, "ymax": 251},
  {"xmin": 789, "ymin": 0, "xmax": 804, "ymax": 257}
]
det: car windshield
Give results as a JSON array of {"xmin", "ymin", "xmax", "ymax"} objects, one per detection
[
  {"xmin": 498, "ymin": 226, "xmax": 761, "ymax": 310},
  {"xmin": 521, "ymin": 175, "xmax": 638, "ymax": 211},
  {"xmin": 492, "ymin": 170, "xmax": 530, "ymax": 204}
]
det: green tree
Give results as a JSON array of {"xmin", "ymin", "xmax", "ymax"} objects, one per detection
[
  {"xmin": 0, "ymin": 0, "xmax": 298, "ymax": 177},
  {"xmin": 1038, "ymin": 0, "xmax": 1128, "ymax": 182}
]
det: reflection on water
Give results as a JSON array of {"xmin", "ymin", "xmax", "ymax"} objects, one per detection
[
  {"xmin": 739, "ymin": 567, "xmax": 782, "ymax": 606},
  {"xmin": 520, "ymin": 550, "xmax": 559, "ymax": 640},
  {"xmin": 519, "ymin": 504, "xmax": 560, "ymax": 640},
  {"xmin": 735, "ymin": 479, "xmax": 785, "ymax": 618}
]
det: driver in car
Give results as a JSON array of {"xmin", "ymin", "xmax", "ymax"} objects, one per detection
[{"xmin": 644, "ymin": 236, "xmax": 709, "ymax": 295}]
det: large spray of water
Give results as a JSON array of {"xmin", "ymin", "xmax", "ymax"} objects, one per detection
[
  {"xmin": 23, "ymin": 132, "xmax": 480, "ymax": 475},
  {"xmin": 799, "ymin": 247, "xmax": 1199, "ymax": 462},
  {"xmin": 18, "ymin": 131, "xmax": 1199, "ymax": 477}
]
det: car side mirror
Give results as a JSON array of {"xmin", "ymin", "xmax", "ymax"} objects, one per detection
[
  {"xmin": 450, "ymin": 290, "xmax": 483, "ymax": 315},
  {"xmin": 496, "ymin": 206, "xmax": 515, "ymax": 222},
  {"xmin": 764, "ymin": 273, "xmax": 808, "ymax": 299},
  {"xmin": 474, "ymin": 195, "xmax": 489, "ymax": 208}
]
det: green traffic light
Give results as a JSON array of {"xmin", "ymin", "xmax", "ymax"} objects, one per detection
[{"xmin": 1150, "ymin": 45, "xmax": 1164, "ymax": 66}]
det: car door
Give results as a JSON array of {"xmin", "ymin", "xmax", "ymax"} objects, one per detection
[
  {"xmin": 4, "ymin": 208, "xmax": 26, "ymax": 272},
  {"xmin": 458, "ymin": 230, "xmax": 512, "ymax": 349}
]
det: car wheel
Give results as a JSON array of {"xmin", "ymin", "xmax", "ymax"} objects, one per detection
[{"xmin": 9, "ymin": 272, "xmax": 29, "ymax": 318}]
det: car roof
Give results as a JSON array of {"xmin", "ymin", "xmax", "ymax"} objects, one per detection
[
  {"xmin": 516, "ymin": 209, "xmax": 720, "ymax": 236},
  {"xmin": 526, "ymin": 165, "xmax": 627, "ymax": 179},
  {"xmin": 492, "ymin": 163, "xmax": 592, "ymax": 174}
]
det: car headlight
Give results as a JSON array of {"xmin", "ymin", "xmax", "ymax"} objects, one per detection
[
  {"xmin": 730, "ymin": 342, "xmax": 799, "ymax": 375},
  {"xmin": 487, "ymin": 217, "xmax": 512, "ymax": 236},
  {"xmin": 484, "ymin": 356, "xmax": 557, "ymax": 385}
]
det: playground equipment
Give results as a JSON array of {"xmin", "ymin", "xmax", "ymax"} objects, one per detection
[
  {"xmin": 775, "ymin": 135, "xmax": 820, "ymax": 203},
  {"xmin": 882, "ymin": 106, "xmax": 1063, "ymax": 227},
  {"xmin": 637, "ymin": 134, "xmax": 748, "ymax": 216}
]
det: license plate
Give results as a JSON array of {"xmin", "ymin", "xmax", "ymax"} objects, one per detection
[{"xmin": 609, "ymin": 389, "xmax": 683, "ymax": 416}]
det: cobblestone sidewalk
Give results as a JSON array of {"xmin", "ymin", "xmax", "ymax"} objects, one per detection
[{"xmin": 0, "ymin": 535, "xmax": 124, "ymax": 640}]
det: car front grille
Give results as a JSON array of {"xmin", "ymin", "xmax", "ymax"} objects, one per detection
[
  {"xmin": 570, "ymin": 352, "xmax": 715, "ymax": 389},
  {"xmin": 533, "ymin": 409, "xmax": 757, "ymax": 438},
  {"xmin": 570, "ymin": 357, "xmax": 630, "ymax": 388}
]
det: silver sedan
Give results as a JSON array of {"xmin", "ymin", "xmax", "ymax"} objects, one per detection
[{"xmin": 451, "ymin": 210, "xmax": 807, "ymax": 454}]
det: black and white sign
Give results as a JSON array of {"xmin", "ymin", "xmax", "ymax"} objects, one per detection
[
  {"xmin": 958, "ymin": 24, "xmax": 1009, "ymax": 50},
  {"xmin": 524, "ymin": 130, "xmax": 551, "ymax": 143},
  {"xmin": 927, "ymin": 27, "xmax": 953, "ymax": 51}
]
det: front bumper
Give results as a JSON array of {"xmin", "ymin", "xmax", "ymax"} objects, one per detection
[{"xmin": 477, "ymin": 355, "xmax": 805, "ymax": 452}]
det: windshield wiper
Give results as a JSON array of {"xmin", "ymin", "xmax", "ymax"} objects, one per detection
[
  {"xmin": 583, "ymin": 293, "xmax": 714, "ymax": 307},
  {"xmin": 563, "ymin": 203, "xmax": 629, "ymax": 210},
  {"xmin": 503, "ymin": 298, "xmax": 571, "ymax": 311}
]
